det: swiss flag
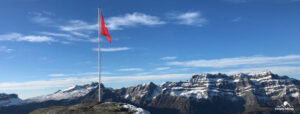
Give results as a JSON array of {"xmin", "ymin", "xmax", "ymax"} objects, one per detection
[{"xmin": 100, "ymin": 12, "xmax": 112, "ymax": 43}]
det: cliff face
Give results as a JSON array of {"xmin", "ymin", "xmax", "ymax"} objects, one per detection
[{"xmin": 112, "ymin": 72, "xmax": 300, "ymax": 114}]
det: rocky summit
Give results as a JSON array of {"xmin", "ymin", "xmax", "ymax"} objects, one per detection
[
  {"xmin": 30, "ymin": 102, "xmax": 149, "ymax": 114},
  {"xmin": 1, "ymin": 71, "xmax": 299, "ymax": 114}
]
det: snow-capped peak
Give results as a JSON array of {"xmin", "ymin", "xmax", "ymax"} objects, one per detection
[{"xmin": 25, "ymin": 83, "xmax": 98, "ymax": 103}]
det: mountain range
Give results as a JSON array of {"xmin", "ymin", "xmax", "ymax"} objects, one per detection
[{"xmin": 0, "ymin": 71, "xmax": 299, "ymax": 114}]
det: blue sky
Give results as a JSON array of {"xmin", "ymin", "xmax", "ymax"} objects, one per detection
[{"xmin": 0, "ymin": 0, "xmax": 300, "ymax": 99}]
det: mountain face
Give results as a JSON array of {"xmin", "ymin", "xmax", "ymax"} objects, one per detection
[
  {"xmin": 1, "ymin": 71, "xmax": 299, "ymax": 114},
  {"xmin": 26, "ymin": 82, "xmax": 98, "ymax": 103},
  {"xmin": 0, "ymin": 93, "xmax": 23, "ymax": 107},
  {"xmin": 113, "ymin": 71, "xmax": 300, "ymax": 114}
]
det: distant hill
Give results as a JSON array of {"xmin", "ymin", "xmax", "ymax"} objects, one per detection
[
  {"xmin": 0, "ymin": 93, "xmax": 23, "ymax": 107},
  {"xmin": 1, "ymin": 71, "xmax": 299, "ymax": 114}
]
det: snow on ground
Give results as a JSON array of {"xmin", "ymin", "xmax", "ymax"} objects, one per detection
[{"xmin": 122, "ymin": 104, "xmax": 150, "ymax": 114}]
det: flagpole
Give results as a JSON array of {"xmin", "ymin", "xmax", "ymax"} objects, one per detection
[{"xmin": 97, "ymin": 7, "xmax": 102, "ymax": 103}]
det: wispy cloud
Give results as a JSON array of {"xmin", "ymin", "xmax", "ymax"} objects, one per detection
[
  {"xmin": 168, "ymin": 55, "xmax": 300, "ymax": 68},
  {"xmin": 155, "ymin": 67, "xmax": 171, "ymax": 71},
  {"xmin": 106, "ymin": 12, "xmax": 165, "ymax": 30},
  {"xmin": 119, "ymin": 68, "xmax": 143, "ymax": 72},
  {"xmin": 48, "ymin": 74, "xmax": 66, "ymax": 77},
  {"xmin": 40, "ymin": 57, "xmax": 48, "ymax": 61},
  {"xmin": 0, "ymin": 73, "xmax": 191, "ymax": 91},
  {"xmin": 223, "ymin": 0, "xmax": 299, "ymax": 3},
  {"xmin": 28, "ymin": 11, "xmax": 94, "ymax": 42},
  {"xmin": 0, "ymin": 33, "xmax": 56, "ymax": 43},
  {"xmin": 57, "ymin": 12, "xmax": 165, "ymax": 38},
  {"xmin": 92, "ymin": 47, "xmax": 131, "ymax": 52},
  {"xmin": 224, "ymin": 0, "xmax": 250, "ymax": 3},
  {"xmin": 28, "ymin": 11, "xmax": 55, "ymax": 24},
  {"xmin": 60, "ymin": 20, "xmax": 97, "ymax": 32},
  {"xmin": 25, "ymin": 11, "xmax": 167, "ymax": 44},
  {"xmin": 40, "ymin": 32, "xmax": 71, "ymax": 38},
  {"xmin": 59, "ymin": 20, "xmax": 97, "ymax": 37},
  {"xmin": 20, "ymin": 35, "xmax": 56, "ymax": 42},
  {"xmin": 169, "ymin": 11, "xmax": 207, "ymax": 27},
  {"xmin": 0, "ymin": 46, "xmax": 13, "ymax": 53},
  {"xmin": 40, "ymin": 32, "xmax": 82, "ymax": 42},
  {"xmin": 210, "ymin": 66, "xmax": 300, "ymax": 76},
  {"xmin": 161, "ymin": 56, "xmax": 177, "ymax": 60},
  {"xmin": 232, "ymin": 16, "xmax": 242, "ymax": 22},
  {"xmin": 2, "ymin": 66, "xmax": 300, "ymax": 91},
  {"xmin": 89, "ymin": 38, "xmax": 99, "ymax": 43},
  {"xmin": 48, "ymin": 72, "xmax": 111, "ymax": 77}
]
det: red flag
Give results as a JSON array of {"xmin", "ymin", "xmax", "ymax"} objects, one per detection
[{"xmin": 101, "ymin": 12, "xmax": 112, "ymax": 43}]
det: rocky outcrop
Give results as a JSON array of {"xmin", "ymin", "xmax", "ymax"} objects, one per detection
[{"xmin": 30, "ymin": 102, "xmax": 149, "ymax": 114}]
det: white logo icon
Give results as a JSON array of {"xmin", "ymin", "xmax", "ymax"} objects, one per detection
[{"xmin": 275, "ymin": 101, "xmax": 294, "ymax": 111}]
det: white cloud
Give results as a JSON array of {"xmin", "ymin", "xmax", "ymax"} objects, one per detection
[
  {"xmin": 161, "ymin": 56, "xmax": 177, "ymax": 60},
  {"xmin": 0, "ymin": 33, "xmax": 56, "ymax": 43},
  {"xmin": 155, "ymin": 67, "xmax": 171, "ymax": 71},
  {"xmin": 48, "ymin": 72, "xmax": 111, "ymax": 77},
  {"xmin": 19, "ymin": 35, "xmax": 56, "ymax": 42},
  {"xmin": 48, "ymin": 74, "xmax": 66, "ymax": 77},
  {"xmin": 0, "ymin": 73, "xmax": 191, "ymax": 91},
  {"xmin": 170, "ymin": 11, "xmax": 207, "ymax": 27},
  {"xmin": 58, "ymin": 12, "xmax": 164, "ymax": 37},
  {"xmin": 106, "ymin": 12, "xmax": 165, "ymax": 30},
  {"xmin": 0, "ymin": 46, "xmax": 13, "ymax": 53},
  {"xmin": 60, "ymin": 20, "xmax": 97, "ymax": 32},
  {"xmin": 58, "ymin": 20, "xmax": 96, "ymax": 38},
  {"xmin": 0, "ymin": 78, "xmax": 96, "ymax": 91},
  {"xmin": 92, "ymin": 47, "xmax": 131, "ymax": 52},
  {"xmin": 168, "ymin": 55, "xmax": 300, "ymax": 68},
  {"xmin": 29, "ymin": 12, "xmax": 165, "ymax": 44},
  {"xmin": 119, "ymin": 68, "xmax": 143, "ymax": 72},
  {"xmin": 40, "ymin": 32, "xmax": 71, "ymax": 38}
]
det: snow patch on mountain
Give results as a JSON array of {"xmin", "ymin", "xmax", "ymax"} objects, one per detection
[
  {"xmin": 122, "ymin": 104, "xmax": 150, "ymax": 114},
  {"xmin": 154, "ymin": 71, "xmax": 300, "ymax": 101}
]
